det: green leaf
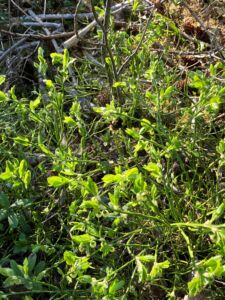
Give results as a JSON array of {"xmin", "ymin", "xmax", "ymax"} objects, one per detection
[
  {"xmin": 100, "ymin": 241, "xmax": 114, "ymax": 257},
  {"xmin": 139, "ymin": 255, "xmax": 155, "ymax": 263},
  {"xmin": 136, "ymin": 257, "xmax": 147, "ymax": 283},
  {"xmin": 23, "ymin": 257, "xmax": 29, "ymax": 275},
  {"xmin": 144, "ymin": 162, "xmax": 162, "ymax": 181},
  {"xmin": 47, "ymin": 176, "xmax": 70, "ymax": 187},
  {"xmin": 149, "ymin": 260, "xmax": 170, "ymax": 280},
  {"xmin": 86, "ymin": 177, "xmax": 98, "ymax": 196},
  {"xmin": 109, "ymin": 192, "xmax": 119, "ymax": 207},
  {"xmin": 63, "ymin": 48, "xmax": 70, "ymax": 70},
  {"xmin": 109, "ymin": 278, "xmax": 124, "ymax": 295},
  {"xmin": 29, "ymin": 96, "xmax": 41, "ymax": 111},
  {"xmin": 50, "ymin": 52, "xmax": 63, "ymax": 65},
  {"xmin": 81, "ymin": 199, "xmax": 99, "ymax": 210},
  {"xmin": 77, "ymin": 275, "xmax": 92, "ymax": 284},
  {"xmin": 19, "ymin": 160, "xmax": 27, "ymax": 178},
  {"xmin": 0, "ymin": 75, "xmax": 6, "ymax": 85},
  {"xmin": 210, "ymin": 201, "xmax": 225, "ymax": 223},
  {"xmin": 3, "ymin": 276, "xmax": 23, "ymax": 287},
  {"xmin": 0, "ymin": 171, "xmax": 12, "ymax": 180},
  {"xmin": 0, "ymin": 91, "xmax": 6, "ymax": 101},
  {"xmin": 126, "ymin": 128, "xmax": 140, "ymax": 140},
  {"xmin": 24, "ymin": 170, "xmax": 31, "ymax": 189},
  {"xmin": 0, "ymin": 209, "xmax": 8, "ymax": 221},
  {"xmin": 28, "ymin": 253, "xmax": 37, "ymax": 273},
  {"xmin": 102, "ymin": 174, "xmax": 122, "ymax": 186},
  {"xmin": 38, "ymin": 143, "xmax": 53, "ymax": 156},
  {"xmin": 188, "ymin": 275, "xmax": 204, "ymax": 297},
  {"xmin": 10, "ymin": 260, "xmax": 24, "ymax": 277},
  {"xmin": 0, "ymin": 193, "xmax": 10, "ymax": 209},
  {"xmin": 13, "ymin": 136, "xmax": 30, "ymax": 147},
  {"xmin": 43, "ymin": 79, "xmax": 54, "ymax": 89},
  {"xmin": 217, "ymin": 140, "xmax": 225, "ymax": 154},
  {"xmin": 219, "ymin": 87, "xmax": 225, "ymax": 96},
  {"xmin": 64, "ymin": 116, "xmax": 77, "ymax": 126},
  {"xmin": 124, "ymin": 167, "xmax": 139, "ymax": 181},
  {"xmin": 72, "ymin": 234, "xmax": 95, "ymax": 244},
  {"xmin": 164, "ymin": 86, "xmax": 174, "ymax": 98},
  {"xmin": 34, "ymin": 261, "xmax": 46, "ymax": 276},
  {"xmin": 8, "ymin": 212, "xmax": 19, "ymax": 229},
  {"xmin": 64, "ymin": 251, "xmax": 76, "ymax": 265},
  {"xmin": 0, "ymin": 267, "xmax": 14, "ymax": 277},
  {"xmin": 113, "ymin": 81, "xmax": 126, "ymax": 88},
  {"xmin": 209, "ymin": 64, "xmax": 216, "ymax": 76}
]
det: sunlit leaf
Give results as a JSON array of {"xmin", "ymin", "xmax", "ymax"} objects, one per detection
[{"xmin": 47, "ymin": 176, "xmax": 70, "ymax": 187}]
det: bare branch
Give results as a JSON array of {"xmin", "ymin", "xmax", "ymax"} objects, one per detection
[
  {"xmin": 27, "ymin": 9, "xmax": 62, "ymax": 53},
  {"xmin": 0, "ymin": 37, "xmax": 27, "ymax": 63}
]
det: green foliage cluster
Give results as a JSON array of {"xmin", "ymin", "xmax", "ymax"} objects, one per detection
[{"xmin": 1, "ymin": 7, "xmax": 225, "ymax": 299}]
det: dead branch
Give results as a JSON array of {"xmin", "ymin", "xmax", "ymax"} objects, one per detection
[
  {"xmin": 62, "ymin": 3, "xmax": 132, "ymax": 49},
  {"xmin": 27, "ymin": 9, "xmax": 62, "ymax": 53},
  {"xmin": 19, "ymin": 2, "xmax": 131, "ymax": 22},
  {"xmin": 22, "ymin": 22, "xmax": 62, "ymax": 29},
  {"xmin": 0, "ymin": 37, "xmax": 27, "ymax": 63},
  {"xmin": 0, "ymin": 29, "xmax": 74, "ymax": 40}
]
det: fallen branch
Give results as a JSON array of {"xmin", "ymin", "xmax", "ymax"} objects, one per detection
[
  {"xmin": 0, "ymin": 37, "xmax": 27, "ymax": 63},
  {"xmin": 16, "ymin": 41, "xmax": 40, "ymax": 51},
  {"xmin": 63, "ymin": 4, "xmax": 132, "ymax": 49},
  {"xmin": 27, "ymin": 9, "xmax": 62, "ymax": 53},
  {"xmin": 63, "ymin": 18, "xmax": 100, "ymax": 49},
  {"xmin": 19, "ymin": 2, "xmax": 131, "ymax": 22},
  {"xmin": 0, "ymin": 29, "xmax": 74, "ymax": 40},
  {"xmin": 22, "ymin": 22, "xmax": 62, "ymax": 29}
]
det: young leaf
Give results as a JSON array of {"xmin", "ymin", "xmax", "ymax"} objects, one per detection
[
  {"xmin": 23, "ymin": 258, "xmax": 29, "ymax": 275},
  {"xmin": 139, "ymin": 255, "xmax": 155, "ymax": 263},
  {"xmin": 0, "ymin": 91, "xmax": 6, "ymax": 101},
  {"xmin": 144, "ymin": 162, "xmax": 162, "ymax": 181},
  {"xmin": 188, "ymin": 274, "xmax": 204, "ymax": 297},
  {"xmin": 47, "ymin": 176, "xmax": 70, "ymax": 187},
  {"xmin": 14, "ymin": 136, "xmax": 30, "ymax": 147},
  {"xmin": 109, "ymin": 279, "xmax": 124, "ymax": 295},
  {"xmin": 136, "ymin": 257, "xmax": 147, "ymax": 283},
  {"xmin": 80, "ymin": 199, "xmax": 99, "ymax": 210},
  {"xmin": 24, "ymin": 170, "xmax": 31, "ymax": 189},
  {"xmin": 0, "ymin": 75, "xmax": 6, "ymax": 85},
  {"xmin": 19, "ymin": 160, "xmax": 27, "ymax": 179},
  {"xmin": 64, "ymin": 116, "xmax": 77, "ymax": 126},
  {"xmin": 64, "ymin": 251, "xmax": 76, "ymax": 265},
  {"xmin": 124, "ymin": 168, "xmax": 139, "ymax": 181},
  {"xmin": 38, "ymin": 143, "xmax": 53, "ymax": 156},
  {"xmin": 113, "ymin": 82, "xmax": 126, "ymax": 88},
  {"xmin": 86, "ymin": 177, "xmax": 98, "ymax": 196},
  {"xmin": 0, "ymin": 171, "xmax": 12, "ymax": 180},
  {"xmin": 72, "ymin": 234, "xmax": 95, "ymax": 244},
  {"xmin": 102, "ymin": 174, "xmax": 122, "ymax": 186},
  {"xmin": 28, "ymin": 254, "xmax": 37, "ymax": 274},
  {"xmin": 29, "ymin": 96, "xmax": 41, "ymax": 112},
  {"xmin": 149, "ymin": 260, "xmax": 170, "ymax": 280}
]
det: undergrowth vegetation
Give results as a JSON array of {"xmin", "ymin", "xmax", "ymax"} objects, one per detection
[{"xmin": 1, "ymin": 2, "xmax": 225, "ymax": 299}]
